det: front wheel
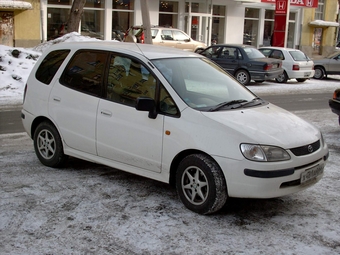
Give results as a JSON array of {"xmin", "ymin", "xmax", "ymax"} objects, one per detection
[
  {"xmin": 313, "ymin": 66, "xmax": 325, "ymax": 79},
  {"xmin": 176, "ymin": 154, "xmax": 227, "ymax": 214},
  {"xmin": 275, "ymin": 71, "xmax": 288, "ymax": 83},
  {"xmin": 33, "ymin": 121, "xmax": 68, "ymax": 168},
  {"xmin": 235, "ymin": 69, "xmax": 250, "ymax": 85}
]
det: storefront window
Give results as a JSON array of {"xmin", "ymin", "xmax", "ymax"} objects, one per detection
[
  {"xmin": 85, "ymin": 0, "xmax": 104, "ymax": 8},
  {"xmin": 113, "ymin": 0, "xmax": 134, "ymax": 10},
  {"xmin": 81, "ymin": 10, "xmax": 104, "ymax": 39},
  {"xmin": 47, "ymin": 8, "xmax": 70, "ymax": 40},
  {"xmin": 112, "ymin": 12, "xmax": 132, "ymax": 41},
  {"xmin": 48, "ymin": 0, "xmax": 71, "ymax": 5},
  {"xmin": 160, "ymin": 1, "xmax": 178, "ymax": 12},
  {"xmin": 212, "ymin": 5, "xmax": 225, "ymax": 45},
  {"xmin": 245, "ymin": 8, "xmax": 259, "ymax": 18},
  {"xmin": 244, "ymin": 8, "xmax": 259, "ymax": 46},
  {"xmin": 159, "ymin": 1, "xmax": 178, "ymax": 27},
  {"xmin": 185, "ymin": 1, "xmax": 209, "ymax": 14}
]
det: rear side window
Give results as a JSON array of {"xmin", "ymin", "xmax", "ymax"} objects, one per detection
[
  {"xmin": 60, "ymin": 50, "xmax": 108, "ymax": 97},
  {"xmin": 35, "ymin": 50, "xmax": 70, "ymax": 85}
]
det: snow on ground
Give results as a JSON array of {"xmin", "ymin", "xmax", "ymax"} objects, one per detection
[{"xmin": 1, "ymin": 33, "xmax": 340, "ymax": 254}]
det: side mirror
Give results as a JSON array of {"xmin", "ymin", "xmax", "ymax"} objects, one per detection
[{"xmin": 135, "ymin": 97, "xmax": 157, "ymax": 119}]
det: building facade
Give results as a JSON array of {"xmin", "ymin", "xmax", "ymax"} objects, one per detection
[
  {"xmin": 1, "ymin": 0, "xmax": 339, "ymax": 58},
  {"xmin": 0, "ymin": 0, "xmax": 41, "ymax": 47}
]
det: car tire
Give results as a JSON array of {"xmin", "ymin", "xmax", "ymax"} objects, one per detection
[
  {"xmin": 235, "ymin": 69, "xmax": 250, "ymax": 85},
  {"xmin": 275, "ymin": 71, "xmax": 288, "ymax": 83},
  {"xmin": 296, "ymin": 78, "xmax": 307, "ymax": 82},
  {"xmin": 33, "ymin": 121, "xmax": 68, "ymax": 168},
  {"xmin": 176, "ymin": 154, "xmax": 227, "ymax": 214},
  {"xmin": 313, "ymin": 66, "xmax": 325, "ymax": 79}
]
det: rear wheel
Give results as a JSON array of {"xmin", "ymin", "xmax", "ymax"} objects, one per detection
[
  {"xmin": 33, "ymin": 121, "xmax": 68, "ymax": 168},
  {"xmin": 176, "ymin": 154, "xmax": 227, "ymax": 214},
  {"xmin": 296, "ymin": 78, "xmax": 307, "ymax": 82},
  {"xmin": 313, "ymin": 66, "xmax": 325, "ymax": 79},
  {"xmin": 275, "ymin": 71, "xmax": 288, "ymax": 83},
  {"xmin": 235, "ymin": 69, "xmax": 250, "ymax": 85}
]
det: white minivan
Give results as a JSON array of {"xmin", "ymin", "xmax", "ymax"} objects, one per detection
[{"xmin": 22, "ymin": 41, "xmax": 329, "ymax": 214}]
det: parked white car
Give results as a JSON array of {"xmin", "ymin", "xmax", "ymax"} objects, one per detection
[
  {"xmin": 259, "ymin": 47, "xmax": 315, "ymax": 83},
  {"xmin": 21, "ymin": 41, "xmax": 328, "ymax": 214}
]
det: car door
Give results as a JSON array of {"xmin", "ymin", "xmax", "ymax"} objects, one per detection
[
  {"xmin": 328, "ymin": 53, "xmax": 340, "ymax": 72},
  {"xmin": 158, "ymin": 29, "xmax": 177, "ymax": 48},
  {"xmin": 173, "ymin": 30, "xmax": 194, "ymax": 51},
  {"xmin": 96, "ymin": 54, "xmax": 164, "ymax": 173},
  {"xmin": 49, "ymin": 50, "xmax": 108, "ymax": 155},
  {"xmin": 212, "ymin": 46, "xmax": 240, "ymax": 74}
]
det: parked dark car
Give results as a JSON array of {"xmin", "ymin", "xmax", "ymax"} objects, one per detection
[
  {"xmin": 313, "ymin": 51, "xmax": 340, "ymax": 79},
  {"xmin": 199, "ymin": 44, "xmax": 283, "ymax": 85},
  {"xmin": 329, "ymin": 88, "xmax": 340, "ymax": 125}
]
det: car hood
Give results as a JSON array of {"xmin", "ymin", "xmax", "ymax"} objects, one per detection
[{"xmin": 200, "ymin": 103, "xmax": 320, "ymax": 149}]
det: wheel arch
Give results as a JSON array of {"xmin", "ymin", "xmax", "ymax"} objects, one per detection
[
  {"xmin": 31, "ymin": 116, "xmax": 58, "ymax": 139},
  {"xmin": 169, "ymin": 149, "xmax": 225, "ymax": 187}
]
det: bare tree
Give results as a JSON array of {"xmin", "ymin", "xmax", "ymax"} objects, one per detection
[{"xmin": 67, "ymin": 0, "xmax": 86, "ymax": 33}]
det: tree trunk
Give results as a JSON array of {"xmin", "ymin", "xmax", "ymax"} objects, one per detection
[{"xmin": 67, "ymin": 0, "xmax": 86, "ymax": 33}]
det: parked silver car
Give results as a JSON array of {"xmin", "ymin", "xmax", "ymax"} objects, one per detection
[{"xmin": 313, "ymin": 51, "xmax": 340, "ymax": 79}]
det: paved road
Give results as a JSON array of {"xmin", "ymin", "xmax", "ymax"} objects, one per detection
[{"xmin": 0, "ymin": 92, "xmax": 331, "ymax": 135}]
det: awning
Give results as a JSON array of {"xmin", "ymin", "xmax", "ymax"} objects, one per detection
[
  {"xmin": 309, "ymin": 20, "xmax": 340, "ymax": 28},
  {"xmin": 0, "ymin": 1, "xmax": 33, "ymax": 10}
]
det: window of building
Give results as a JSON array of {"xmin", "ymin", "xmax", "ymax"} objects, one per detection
[
  {"xmin": 48, "ymin": 0, "xmax": 71, "ymax": 5},
  {"xmin": 61, "ymin": 50, "xmax": 108, "ymax": 97},
  {"xmin": 244, "ymin": 8, "xmax": 259, "ymax": 46},
  {"xmin": 47, "ymin": 8, "xmax": 70, "ymax": 40},
  {"xmin": 81, "ymin": 10, "xmax": 104, "ymax": 39},
  {"xmin": 212, "ymin": 5, "xmax": 225, "ymax": 45},
  {"xmin": 112, "ymin": 1, "xmax": 134, "ymax": 40},
  {"xmin": 315, "ymin": 0, "xmax": 324, "ymax": 20},
  {"xmin": 159, "ymin": 1, "xmax": 178, "ymax": 28}
]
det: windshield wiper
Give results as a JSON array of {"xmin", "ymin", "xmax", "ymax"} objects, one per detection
[
  {"xmin": 239, "ymin": 97, "xmax": 264, "ymax": 108},
  {"xmin": 209, "ymin": 99, "xmax": 248, "ymax": 111}
]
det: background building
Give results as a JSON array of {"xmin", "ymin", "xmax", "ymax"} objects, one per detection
[{"xmin": 1, "ymin": 0, "xmax": 339, "ymax": 58}]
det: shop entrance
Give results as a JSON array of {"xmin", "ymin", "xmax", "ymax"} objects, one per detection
[
  {"xmin": 189, "ymin": 15, "xmax": 211, "ymax": 46},
  {"xmin": 0, "ymin": 12, "xmax": 14, "ymax": 46}
]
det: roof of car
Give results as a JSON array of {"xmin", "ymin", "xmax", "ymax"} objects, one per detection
[
  {"xmin": 44, "ymin": 40, "xmax": 201, "ymax": 60},
  {"xmin": 259, "ymin": 46, "xmax": 303, "ymax": 52},
  {"xmin": 211, "ymin": 44, "xmax": 256, "ymax": 48}
]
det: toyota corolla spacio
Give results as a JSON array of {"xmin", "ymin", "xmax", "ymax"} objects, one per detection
[{"xmin": 21, "ymin": 41, "xmax": 329, "ymax": 214}]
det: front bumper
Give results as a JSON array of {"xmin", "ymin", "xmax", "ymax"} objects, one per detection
[{"xmin": 214, "ymin": 142, "xmax": 329, "ymax": 199}]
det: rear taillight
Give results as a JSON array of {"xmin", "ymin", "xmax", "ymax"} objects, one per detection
[
  {"xmin": 264, "ymin": 63, "xmax": 273, "ymax": 71},
  {"xmin": 292, "ymin": 64, "xmax": 299, "ymax": 71}
]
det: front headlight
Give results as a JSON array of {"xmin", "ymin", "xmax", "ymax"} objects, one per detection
[{"xmin": 240, "ymin": 143, "xmax": 291, "ymax": 162}]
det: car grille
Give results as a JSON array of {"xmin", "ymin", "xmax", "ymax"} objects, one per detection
[{"xmin": 290, "ymin": 140, "xmax": 320, "ymax": 156}]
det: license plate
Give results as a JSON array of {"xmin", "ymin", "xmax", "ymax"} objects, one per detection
[
  {"xmin": 300, "ymin": 164, "xmax": 324, "ymax": 184},
  {"xmin": 304, "ymin": 72, "xmax": 311, "ymax": 77}
]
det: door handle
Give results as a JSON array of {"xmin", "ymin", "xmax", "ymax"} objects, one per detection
[
  {"xmin": 100, "ymin": 110, "xmax": 112, "ymax": 117},
  {"xmin": 53, "ymin": 97, "xmax": 61, "ymax": 102}
]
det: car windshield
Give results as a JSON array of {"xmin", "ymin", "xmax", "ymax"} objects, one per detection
[
  {"xmin": 243, "ymin": 47, "xmax": 266, "ymax": 59},
  {"xmin": 289, "ymin": 50, "xmax": 309, "ymax": 61},
  {"xmin": 152, "ymin": 57, "xmax": 257, "ymax": 111}
]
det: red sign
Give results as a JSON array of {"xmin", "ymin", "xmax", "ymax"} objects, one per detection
[
  {"xmin": 276, "ymin": 0, "xmax": 288, "ymax": 14},
  {"xmin": 261, "ymin": 0, "xmax": 318, "ymax": 8}
]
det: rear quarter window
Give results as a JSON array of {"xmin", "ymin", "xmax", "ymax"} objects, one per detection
[{"xmin": 35, "ymin": 50, "xmax": 70, "ymax": 85}]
